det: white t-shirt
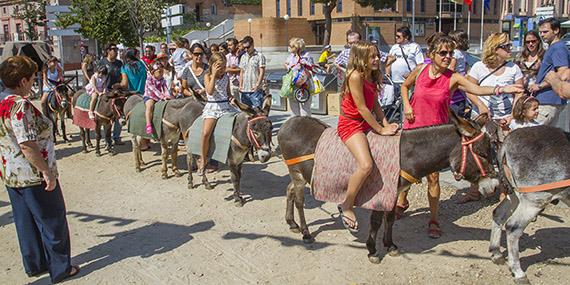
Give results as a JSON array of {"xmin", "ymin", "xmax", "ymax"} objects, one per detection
[
  {"xmin": 467, "ymin": 61, "xmax": 523, "ymax": 119},
  {"xmin": 388, "ymin": 42, "xmax": 424, "ymax": 83},
  {"xmin": 453, "ymin": 50, "xmax": 468, "ymax": 75},
  {"xmin": 509, "ymin": 119, "xmax": 540, "ymax": 131}
]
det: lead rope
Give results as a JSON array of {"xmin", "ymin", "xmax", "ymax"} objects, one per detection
[
  {"xmin": 459, "ymin": 132, "xmax": 487, "ymax": 178},
  {"xmin": 246, "ymin": 116, "xmax": 268, "ymax": 150}
]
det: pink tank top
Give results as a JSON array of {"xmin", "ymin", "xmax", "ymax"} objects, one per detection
[{"xmin": 403, "ymin": 65, "xmax": 453, "ymax": 130}]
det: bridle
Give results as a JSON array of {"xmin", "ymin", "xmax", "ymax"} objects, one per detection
[
  {"xmin": 96, "ymin": 95, "xmax": 126, "ymax": 121},
  {"xmin": 246, "ymin": 115, "xmax": 272, "ymax": 151},
  {"xmin": 47, "ymin": 83, "xmax": 71, "ymax": 112},
  {"xmin": 454, "ymin": 132, "xmax": 488, "ymax": 180}
]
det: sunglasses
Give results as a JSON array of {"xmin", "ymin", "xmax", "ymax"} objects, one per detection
[
  {"xmin": 525, "ymin": 39, "xmax": 538, "ymax": 44},
  {"xmin": 436, "ymin": 50, "xmax": 453, "ymax": 57},
  {"xmin": 193, "ymin": 52, "xmax": 203, "ymax": 56},
  {"xmin": 108, "ymin": 47, "xmax": 118, "ymax": 51},
  {"xmin": 497, "ymin": 43, "xmax": 512, "ymax": 50}
]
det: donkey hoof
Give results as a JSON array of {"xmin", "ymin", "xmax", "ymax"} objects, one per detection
[
  {"xmin": 234, "ymin": 199, "xmax": 244, "ymax": 207},
  {"xmin": 174, "ymin": 171, "xmax": 183, "ymax": 178},
  {"xmin": 368, "ymin": 254, "xmax": 382, "ymax": 264},
  {"xmin": 187, "ymin": 183, "xmax": 194, "ymax": 190},
  {"xmin": 162, "ymin": 174, "xmax": 168, "ymax": 180},
  {"xmin": 289, "ymin": 225, "xmax": 301, "ymax": 233},
  {"xmin": 135, "ymin": 168, "xmax": 141, "ymax": 173},
  {"xmin": 514, "ymin": 276, "xmax": 531, "ymax": 285},
  {"xmin": 387, "ymin": 246, "xmax": 400, "ymax": 257},
  {"xmin": 82, "ymin": 149, "xmax": 88, "ymax": 154},
  {"xmin": 204, "ymin": 183, "xmax": 214, "ymax": 190},
  {"xmin": 302, "ymin": 234, "xmax": 315, "ymax": 244},
  {"xmin": 491, "ymin": 255, "xmax": 506, "ymax": 265},
  {"xmin": 95, "ymin": 152, "xmax": 102, "ymax": 157}
]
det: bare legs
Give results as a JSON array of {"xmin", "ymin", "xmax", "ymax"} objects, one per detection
[
  {"xmin": 341, "ymin": 133, "xmax": 374, "ymax": 229},
  {"xmin": 144, "ymin": 100, "xmax": 156, "ymax": 133},
  {"xmin": 199, "ymin": 118, "xmax": 217, "ymax": 172}
]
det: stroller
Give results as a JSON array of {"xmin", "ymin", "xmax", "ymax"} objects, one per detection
[
  {"xmin": 380, "ymin": 74, "xmax": 403, "ymax": 124},
  {"xmin": 288, "ymin": 61, "xmax": 325, "ymax": 103}
]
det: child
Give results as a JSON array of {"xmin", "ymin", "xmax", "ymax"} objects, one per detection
[
  {"xmin": 144, "ymin": 62, "xmax": 173, "ymax": 135},
  {"xmin": 86, "ymin": 65, "xmax": 109, "ymax": 120},
  {"xmin": 449, "ymin": 30, "xmax": 470, "ymax": 117},
  {"xmin": 199, "ymin": 52, "xmax": 236, "ymax": 174},
  {"xmin": 509, "ymin": 95, "xmax": 540, "ymax": 131}
]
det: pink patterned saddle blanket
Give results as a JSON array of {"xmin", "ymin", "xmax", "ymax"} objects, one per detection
[{"xmin": 311, "ymin": 128, "xmax": 401, "ymax": 211}]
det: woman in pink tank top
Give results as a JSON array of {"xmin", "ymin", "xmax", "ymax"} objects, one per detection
[
  {"xmin": 336, "ymin": 42, "xmax": 399, "ymax": 233},
  {"xmin": 396, "ymin": 36, "xmax": 524, "ymax": 239}
]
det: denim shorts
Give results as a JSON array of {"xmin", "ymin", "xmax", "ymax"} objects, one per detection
[{"xmin": 240, "ymin": 90, "xmax": 265, "ymax": 109}]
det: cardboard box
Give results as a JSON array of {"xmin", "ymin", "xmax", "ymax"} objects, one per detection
[{"xmin": 327, "ymin": 92, "xmax": 342, "ymax": 116}]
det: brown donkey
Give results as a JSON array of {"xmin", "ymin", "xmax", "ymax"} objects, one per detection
[
  {"xmin": 123, "ymin": 96, "xmax": 204, "ymax": 179},
  {"xmin": 277, "ymin": 112, "xmax": 498, "ymax": 261}
]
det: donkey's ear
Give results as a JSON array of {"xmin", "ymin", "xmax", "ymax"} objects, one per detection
[
  {"xmin": 473, "ymin": 113, "xmax": 490, "ymax": 128},
  {"xmin": 232, "ymin": 98, "xmax": 256, "ymax": 116},
  {"xmin": 261, "ymin": 94, "xmax": 272, "ymax": 116},
  {"xmin": 449, "ymin": 109, "xmax": 478, "ymax": 137}
]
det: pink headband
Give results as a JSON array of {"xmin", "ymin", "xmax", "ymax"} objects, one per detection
[{"xmin": 522, "ymin": 96, "xmax": 534, "ymax": 104}]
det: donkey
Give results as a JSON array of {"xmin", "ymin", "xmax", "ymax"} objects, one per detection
[
  {"xmin": 488, "ymin": 125, "xmax": 570, "ymax": 285},
  {"xmin": 277, "ymin": 112, "xmax": 499, "ymax": 257},
  {"xmin": 187, "ymin": 97, "xmax": 273, "ymax": 207},
  {"xmin": 124, "ymin": 96, "xmax": 204, "ymax": 178},
  {"xmin": 43, "ymin": 78, "xmax": 75, "ymax": 143}
]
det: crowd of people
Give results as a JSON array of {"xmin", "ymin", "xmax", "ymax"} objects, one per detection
[{"xmin": 0, "ymin": 16, "xmax": 568, "ymax": 283}]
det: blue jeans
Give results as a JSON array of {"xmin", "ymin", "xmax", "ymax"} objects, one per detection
[
  {"xmin": 6, "ymin": 181, "xmax": 72, "ymax": 283},
  {"xmin": 240, "ymin": 90, "xmax": 264, "ymax": 109},
  {"xmin": 113, "ymin": 119, "xmax": 122, "ymax": 142}
]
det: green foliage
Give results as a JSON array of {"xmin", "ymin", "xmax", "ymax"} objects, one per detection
[
  {"xmin": 13, "ymin": 0, "xmax": 47, "ymax": 41},
  {"xmin": 57, "ymin": 0, "xmax": 175, "ymax": 47}
]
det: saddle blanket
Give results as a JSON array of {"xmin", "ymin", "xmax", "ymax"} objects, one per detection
[
  {"xmin": 127, "ymin": 100, "xmax": 168, "ymax": 139},
  {"xmin": 311, "ymin": 128, "xmax": 401, "ymax": 211},
  {"xmin": 186, "ymin": 113, "xmax": 238, "ymax": 164},
  {"xmin": 73, "ymin": 92, "xmax": 95, "ymax": 130}
]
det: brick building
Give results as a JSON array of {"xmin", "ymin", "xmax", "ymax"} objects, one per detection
[
  {"xmin": 0, "ymin": 0, "xmax": 48, "ymax": 46},
  {"xmin": 184, "ymin": 0, "xmax": 262, "ymax": 23},
  {"xmin": 235, "ymin": 0, "xmax": 504, "ymax": 48}
]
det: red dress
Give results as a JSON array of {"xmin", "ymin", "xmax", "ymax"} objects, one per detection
[
  {"xmin": 403, "ymin": 65, "xmax": 453, "ymax": 130},
  {"xmin": 337, "ymin": 79, "xmax": 377, "ymax": 142}
]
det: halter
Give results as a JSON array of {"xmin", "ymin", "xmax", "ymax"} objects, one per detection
[
  {"xmin": 456, "ymin": 132, "xmax": 487, "ymax": 180},
  {"xmin": 47, "ymin": 83, "xmax": 69, "ymax": 111},
  {"xmin": 96, "ymin": 96, "xmax": 126, "ymax": 121},
  {"xmin": 246, "ymin": 115, "xmax": 271, "ymax": 150}
]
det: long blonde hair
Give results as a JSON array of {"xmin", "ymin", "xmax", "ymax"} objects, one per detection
[
  {"xmin": 482, "ymin": 32, "xmax": 509, "ymax": 68},
  {"xmin": 207, "ymin": 52, "xmax": 227, "ymax": 77},
  {"xmin": 343, "ymin": 41, "xmax": 382, "ymax": 95}
]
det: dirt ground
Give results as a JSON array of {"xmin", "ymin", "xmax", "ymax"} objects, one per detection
[{"xmin": 1, "ymin": 117, "xmax": 569, "ymax": 285}]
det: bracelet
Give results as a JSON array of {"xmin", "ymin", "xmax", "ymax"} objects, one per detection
[{"xmin": 495, "ymin": 86, "xmax": 502, "ymax": 96}]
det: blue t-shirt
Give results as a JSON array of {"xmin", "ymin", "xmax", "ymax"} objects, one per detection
[
  {"xmin": 120, "ymin": 60, "xmax": 147, "ymax": 95},
  {"xmin": 535, "ymin": 41, "xmax": 569, "ymax": 105}
]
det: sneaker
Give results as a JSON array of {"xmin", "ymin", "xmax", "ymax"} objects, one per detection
[{"xmin": 146, "ymin": 124, "xmax": 153, "ymax": 135}]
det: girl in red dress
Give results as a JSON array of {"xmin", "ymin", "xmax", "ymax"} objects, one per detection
[
  {"xmin": 337, "ymin": 42, "xmax": 399, "ymax": 233},
  {"xmin": 397, "ymin": 36, "xmax": 523, "ymax": 238}
]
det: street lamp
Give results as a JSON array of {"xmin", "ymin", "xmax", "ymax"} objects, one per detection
[
  {"xmin": 206, "ymin": 22, "xmax": 211, "ymax": 45},
  {"xmin": 247, "ymin": 18, "xmax": 252, "ymax": 36},
  {"xmin": 283, "ymin": 14, "xmax": 289, "ymax": 51}
]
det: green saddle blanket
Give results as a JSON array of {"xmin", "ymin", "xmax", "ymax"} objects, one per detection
[
  {"xmin": 75, "ymin": 92, "xmax": 92, "ymax": 110},
  {"xmin": 127, "ymin": 100, "xmax": 169, "ymax": 139},
  {"xmin": 187, "ymin": 113, "xmax": 238, "ymax": 164}
]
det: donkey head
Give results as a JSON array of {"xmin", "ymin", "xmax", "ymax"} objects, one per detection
[
  {"xmin": 53, "ymin": 78, "xmax": 75, "ymax": 110},
  {"xmin": 103, "ymin": 84, "xmax": 135, "ymax": 123},
  {"xmin": 448, "ymin": 111, "xmax": 499, "ymax": 196},
  {"xmin": 233, "ymin": 95, "xmax": 273, "ymax": 163}
]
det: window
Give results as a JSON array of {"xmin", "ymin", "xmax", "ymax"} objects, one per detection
[
  {"xmin": 420, "ymin": 0, "xmax": 425, "ymax": 12},
  {"xmin": 3, "ymin": 24, "xmax": 8, "ymax": 35},
  {"xmin": 2, "ymin": 7, "xmax": 6, "ymax": 14},
  {"xmin": 286, "ymin": 0, "xmax": 291, "ymax": 16},
  {"xmin": 337, "ymin": 0, "xmax": 343, "ymax": 13},
  {"xmin": 276, "ymin": 0, "xmax": 280, "ymax": 17},
  {"xmin": 16, "ymin": 23, "xmax": 21, "ymax": 33},
  {"xmin": 473, "ymin": 0, "xmax": 477, "ymax": 14},
  {"xmin": 298, "ymin": 0, "xmax": 302, "ymax": 16},
  {"xmin": 211, "ymin": 3, "xmax": 217, "ymax": 15},
  {"xmin": 310, "ymin": 0, "xmax": 315, "ymax": 15},
  {"xmin": 406, "ymin": 0, "xmax": 412, "ymax": 12}
]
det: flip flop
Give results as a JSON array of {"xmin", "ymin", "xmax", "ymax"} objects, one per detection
[
  {"xmin": 428, "ymin": 220, "xmax": 442, "ymax": 239},
  {"xmin": 56, "ymin": 265, "xmax": 80, "ymax": 283},
  {"xmin": 337, "ymin": 205, "xmax": 359, "ymax": 233}
]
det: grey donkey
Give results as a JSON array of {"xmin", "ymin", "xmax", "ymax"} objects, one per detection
[
  {"xmin": 187, "ymin": 96, "xmax": 273, "ymax": 207},
  {"xmin": 488, "ymin": 125, "xmax": 570, "ymax": 285},
  {"xmin": 123, "ymin": 96, "xmax": 204, "ymax": 179}
]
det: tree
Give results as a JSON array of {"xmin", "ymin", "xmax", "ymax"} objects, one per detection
[
  {"xmin": 315, "ymin": 0, "xmax": 397, "ymax": 45},
  {"xmin": 14, "ymin": 0, "xmax": 47, "ymax": 41},
  {"xmin": 314, "ymin": 0, "xmax": 336, "ymax": 46},
  {"xmin": 57, "ymin": 0, "xmax": 137, "ymax": 47},
  {"xmin": 124, "ymin": 0, "xmax": 171, "ymax": 51}
]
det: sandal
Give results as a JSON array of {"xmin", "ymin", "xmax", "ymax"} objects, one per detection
[
  {"xmin": 145, "ymin": 124, "xmax": 154, "ymax": 135},
  {"xmin": 337, "ymin": 205, "xmax": 359, "ymax": 233},
  {"xmin": 395, "ymin": 201, "xmax": 409, "ymax": 220},
  {"xmin": 456, "ymin": 190, "xmax": 481, "ymax": 204},
  {"xmin": 55, "ymin": 265, "xmax": 80, "ymax": 283},
  {"xmin": 428, "ymin": 220, "xmax": 442, "ymax": 239}
]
